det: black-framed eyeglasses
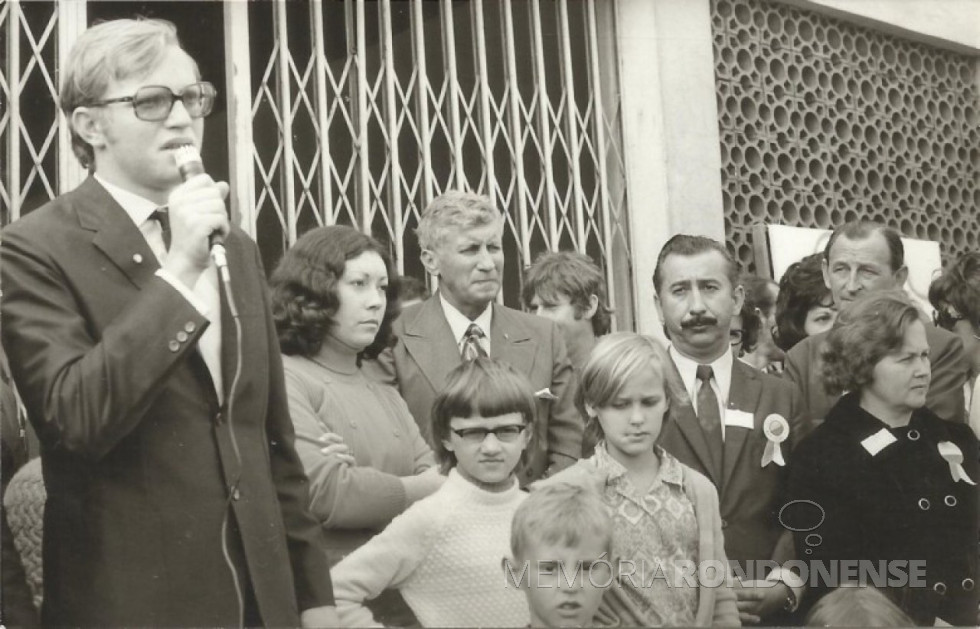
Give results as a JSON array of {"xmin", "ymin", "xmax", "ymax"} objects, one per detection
[
  {"xmin": 729, "ymin": 329, "xmax": 744, "ymax": 345},
  {"xmin": 86, "ymin": 82, "xmax": 216, "ymax": 122},
  {"xmin": 933, "ymin": 308, "xmax": 966, "ymax": 331},
  {"xmin": 451, "ymin": 425, "xmax": 526, "ymax": 444}
]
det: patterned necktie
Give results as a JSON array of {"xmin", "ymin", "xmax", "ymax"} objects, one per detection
[
  {"xmin": 696, "ymin": 364, "xmax": 724, "ymax": 479},
  {"xmin": 461, "ymin": 323, "xmax": 488, "ymax": 361},
  {"xmin": 150, "ymin": 208, "xmax": 171, "ymax": 250}
]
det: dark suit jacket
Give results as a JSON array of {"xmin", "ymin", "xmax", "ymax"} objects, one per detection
[
  {"xmin": 660, "ymin": 357, "xmax": 808, "ymax": 566},
  {"xmin": 784, "ymin": 323, "xmax": 968, "ymax": 424},
  {"xmin": 787, "ymin": 393, "xmax": 978, "ymax": 625},
  {"xmin": 0, "ymin": 178, "xmax": 333, "ymax": 626},
  {"xmin": 387, "ymin": 296, "xmax": 582, "ymax": 484}
]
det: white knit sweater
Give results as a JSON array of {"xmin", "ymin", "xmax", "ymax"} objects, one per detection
[{"xmin": 330, "ymin": 469, "xmax": 529, "ymax": 627}]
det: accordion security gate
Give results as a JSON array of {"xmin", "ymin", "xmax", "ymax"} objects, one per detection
[{"xmin": 2, "ymin": 0, "xmax": 634, "ymax": 327}]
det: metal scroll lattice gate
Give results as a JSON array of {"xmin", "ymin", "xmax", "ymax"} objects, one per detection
[
  {"xmin": 238, "ymin": 0, "xmax": 633, "ymax": 318},
  {"xmin": 1, "ymin": 0, "xmax": 634, "ymax": 327}
]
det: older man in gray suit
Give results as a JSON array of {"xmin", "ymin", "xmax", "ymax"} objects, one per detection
[{"xmin": 387, "ymin": 192, "xmax": 582, "ymax": 484}]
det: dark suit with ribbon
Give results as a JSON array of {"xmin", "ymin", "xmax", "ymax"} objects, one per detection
[
  {"xmin": 787, "ymin": 393, "xmax": 979, "ymax": 625},
  {"xmin": 387, "ymin": 296, "xmax": 582, "ymax": 484},
  {"xmin": 0, "ymin": 178, "xmax": 333, "ymax": 626},
  {"xmin": 660, "ymin": 357, "xmax": 808, "ymax": 568}
]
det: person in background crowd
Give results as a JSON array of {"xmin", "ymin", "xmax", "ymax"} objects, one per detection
[
  {"xmin": 786, "ymin": 290, "xmax": 978, "ymax": 625},
  {"xmin": 331, "ymin": 358, "xmax": 533, "ymax": 628},
  {"xmin": 393, "ymin": 274, "xmax": 428, "ymax": 310},
  {"xmin": 772, "ymin": 253, "xmax": 837, "ymax": 354},
  {"xmin": 506, "ymin": 482, "xmax": 613, "ymax": 628},
  {"xmin": 784, "ymin": 221, "xmax": 968, "ymax": 424},
  {"xmin": 739, "ymin": 275, "xmax": 784, "ymax": 373},
  {"xmin": 0, "ymin": 19, "xmax": 335, "ymax": 626},
  {"xmin": 523, "ymin": 250, "xmax": 613, "ymax": 373},
  {"xmin": 385, "ymin": 191, "xmax": 582, "ymax": 484},
  {"xmin": 731, "ymin": 301, "xmax": 761, "ymax": 361},
  {"xmin": 929, "ymin": 252, "xmax": 980, "ymax": 438},
  {"xmin": 544, "ymin": 332, "xmax": 739, "ymax": 627},
  {"xmin": 804, "ymin": 586, "xmax": 913, "ymax": 627},
  {"xmin": 653, "ymin": 234, "xmax": 807, "ymax": 625},
  {"xmin": 270, "ymin": 226, "xmax": 444, "ymax": 624}
]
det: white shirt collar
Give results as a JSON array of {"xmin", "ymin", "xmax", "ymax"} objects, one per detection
[
  {"xmin": 669, "ymin": 344, "xmax": 734, "ymax": 409},
  {"xmin": 439, "ymin": 292, "xmax": 493, "ymax": 349},
  {"xmin": 94, "ymin": 174, "xmax": 160, "ymax": 228}
]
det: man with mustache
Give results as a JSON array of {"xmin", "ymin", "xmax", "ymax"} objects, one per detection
[
  {"xmin": 384, "ymin": 191, "xmax": 582, "ymax": 484},
  {"xmin": 654, "ymin": 234, "xmax": 809, "ymax": 625},
  {"xmin": 784, "ymin": 221, "xmax": 967, "ymax": 425}
]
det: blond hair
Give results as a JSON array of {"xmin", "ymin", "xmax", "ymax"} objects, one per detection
[
  {"xmin": 577, "ymin": 332, "xmax": 688, "ymax": 444},
  {"xmin": 805, "ymin": 586, "xmax": 913, "ymax": 627},
  {"xmin": 512, "ymin": 483, "xmax": 613, "ymax": 561},
  {"xmin": 416, "ymin": 191, "xmax": 502, "ymax": 251},
  {"xmin": 60, "ymin": 18, "xmax": 198, "ymax": 168}
]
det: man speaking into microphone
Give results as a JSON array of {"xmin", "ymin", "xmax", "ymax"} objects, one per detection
[{"xmin": 1, "ymin": 19, "xmax": 337, "ymax": 627}]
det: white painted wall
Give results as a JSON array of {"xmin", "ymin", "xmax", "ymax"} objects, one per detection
[
  {"xmin": 616, "ymin": 0, "xmax": 725, "ymax": 337},
  {"xmin": 779, "ymin": 0, "xmax": 980, "ymax": 53}
]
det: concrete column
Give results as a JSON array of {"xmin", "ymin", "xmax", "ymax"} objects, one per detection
[{"xmin": 616, "ymin": 0, "xmax": 725, "ymax": 336}]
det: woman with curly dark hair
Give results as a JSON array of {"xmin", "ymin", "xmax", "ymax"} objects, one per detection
[
  {"xmin": 773, "ymin": 253, "xmax": 837, "ymax": 353},
  {"xmin": 785, "ymin": 291, "xmax": 978, "ymax": 625},
  {"xmin": 270, "ymin": 226, "xmax": 444, "ymax": 574},
  {"xmin": 929, "ymin": 252, "xmax": 980, "ymax": 437}
]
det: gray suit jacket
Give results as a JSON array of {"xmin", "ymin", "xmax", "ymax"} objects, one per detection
[
  {"xmin": 784, "ymin": 322, "xmax": 968, "ymax": 425},
  {"xmin": 386, "ymin": 296, "xmax": 582, "ymax": 484}
]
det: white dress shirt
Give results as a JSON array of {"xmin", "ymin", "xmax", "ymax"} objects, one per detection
[
  {"xmin": 439, "ymin": 293, "xmax": 492, "ymax": 357},
  {"xmin": 669, "ymin": 345, "xmax": 734, "ymax": 439},
  {"xmin": 95, "ymin": 175, "xmax": 223, "ymax": 401}
]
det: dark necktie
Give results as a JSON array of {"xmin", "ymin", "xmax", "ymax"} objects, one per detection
[
  {"xmin": 696, "ymin": 364, "xmax": 724, "ymax": 479},
  {"xmin": 151, "ymin": 208, "xmax": 171, "ymax": 250},
  {"xmin": 461, "ymin": 323, "xmax": 488, "ymax": 361}
]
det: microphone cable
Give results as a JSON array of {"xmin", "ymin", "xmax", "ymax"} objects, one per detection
[
  {"xmin": 173, "ymin": 146, "xmax": 246, "ymax": 627},
  {"xmin": 218, "ymin": 263, "xmax": 245, "ymax": 629}
]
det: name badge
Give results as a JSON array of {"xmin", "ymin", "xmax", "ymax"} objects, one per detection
[
  {"xmin": 725, "ymin": 409, "xmax": 755, "ymax": 430},
  {"xmin": 860, "ymin": 429, "xmax": 897, "ymax": 456}
]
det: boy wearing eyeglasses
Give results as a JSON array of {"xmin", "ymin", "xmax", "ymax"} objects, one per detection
[
  {"xmin": 331, "ymin": 358, "xmax": 534, "ymax": 627},
  {"xmin": 1, "ymin": 19, "xmax": 336, "ymax": 626}
]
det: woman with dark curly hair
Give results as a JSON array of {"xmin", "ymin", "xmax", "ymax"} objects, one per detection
[
  {"xmin": 773, "ymin": 253, "xmax": 836, "ymax": 353},
  {"xmin": 785, "ymin": 291, "xmax": 978, "ymax": 625},
  {"xmin": 929, "ymin": 252, "xmax": 980, "ymax": 437},
  {"xmin": 270, "ymin": 226, "xmax": 444, "ymax": 574}
]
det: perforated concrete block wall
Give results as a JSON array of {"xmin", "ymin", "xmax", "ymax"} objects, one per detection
[{"xmin": 712, "ymin": 0, "xmax": 979, "ymax": 273}]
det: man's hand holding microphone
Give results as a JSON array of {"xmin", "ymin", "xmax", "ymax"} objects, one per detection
[{"xmin": 162, "ymin": 146, "xmax": 231, "ymax": 291}]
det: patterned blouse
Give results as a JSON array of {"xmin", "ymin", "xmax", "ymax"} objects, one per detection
[{"xmin": 593, "ymin": 443, "xmax": 699, "ymax": 626}]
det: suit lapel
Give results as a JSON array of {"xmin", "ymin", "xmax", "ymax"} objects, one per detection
[
  {"xmin": 77, "ymin": 178, "xmax": 160, "ymax": 289},
  {"xmin": 666, "ymin": 359, "xmax": 722, "ymax": 486},
  {"xmin": 722, "ymin": 360, "xmax": 762, "ymax": 487},
  {"xmin": 489, "ymin": 305, "xmax": 536, "ymax": 375},
  {"xmin": 402, "ymin": 296, "xmax": 463, "ymax": 393}
]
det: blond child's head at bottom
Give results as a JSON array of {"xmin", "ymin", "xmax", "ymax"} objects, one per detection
[{"xmin": 505, "ymin": 482, "xmax": 614, "ymax": 627}]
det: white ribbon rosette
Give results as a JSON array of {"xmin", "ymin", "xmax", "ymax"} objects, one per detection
[
  {"xmin": 938, "ymin": 441, "xmax": 976, "ymax": 485},
  {"xmin": 761, "ymin": 414, "xmax": 789, "ymax": 467}
]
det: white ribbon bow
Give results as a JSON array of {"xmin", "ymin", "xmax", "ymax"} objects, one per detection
[
  {"xmin": 761, "ymin": 414, "xmax": 789, "ymax": 468},
  {"xmin": 938, "ymin": 441, "xmax": 976, "ymax": 485}
]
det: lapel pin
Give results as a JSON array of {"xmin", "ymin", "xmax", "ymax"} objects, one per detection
[{"xmin": 133, "ymin": 253, "xmax": 143, "ymax": 264}]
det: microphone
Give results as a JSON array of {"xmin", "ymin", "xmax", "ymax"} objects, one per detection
[{"xmin": 171, "ymin": 145, "xmax": 228, "ymax": 269}]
